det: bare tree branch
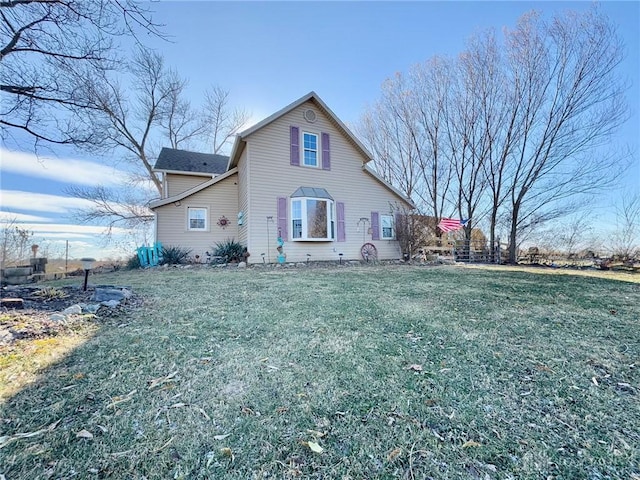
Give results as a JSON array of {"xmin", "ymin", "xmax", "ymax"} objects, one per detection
[{"xmin": 1, "ymin": 0, "xmax": 164, "ymax": 145}]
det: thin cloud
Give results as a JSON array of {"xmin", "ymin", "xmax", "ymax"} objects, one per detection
[
  {"xmin": 18, "ymin": 223, "xmax": 129, "ymax": 235},
  {"xmin": 30, "ymin": 232, "xmax": 95, "ymax": 239},
  {"xmin": 0, "ymin": 211, "xmax": 52, "ymax": 223},
  {"xmin": 0, "ymin": 190, "xmax": 94, "ymax": 213},
  {"xmin": 0, "ymin": 149, "xmax": 131, "ymax": 186}
]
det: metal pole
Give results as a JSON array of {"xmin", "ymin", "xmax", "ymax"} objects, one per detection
[
  {"xmin": 266, "ymin": 217, "xmax": 272, "ymax": 264},
  {"xmin": 65, "ymin": 240, "xmax": 69, "ymax": 273},
  {"xmin": 83, "ymin": 269, "xmax": 89, "ymax": 291}
]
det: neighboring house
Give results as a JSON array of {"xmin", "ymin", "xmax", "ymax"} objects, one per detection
[{"xmin": 149, "ymin": 92, "xmax": 414, "ymax": 264}]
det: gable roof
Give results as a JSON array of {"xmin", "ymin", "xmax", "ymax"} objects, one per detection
[
  {"xmin": 149, "ymin": 168, "xmax": 238, "ymax": 209},
  {"xmin": 227, "ymin": 91, "xmax": 375, "ymax": 170},
  {"xmin": 154, "ymin": 147, "xmax": 229, "ymax": 176},
  {"xmin": 363, "ymin": 165, "xmax": 416, "ymax": 210}
]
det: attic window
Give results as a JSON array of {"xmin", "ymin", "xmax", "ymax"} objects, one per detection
[{"xmin": 304, "ymin": 109, "xmax": 317, "ymax": 123}]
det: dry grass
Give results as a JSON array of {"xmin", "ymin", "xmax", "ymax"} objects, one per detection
[
  {"xmin": 463, "ymin": 263, "xmax": 640, "ymax": 284},
  {"xmin": 0, "ymin": 313, "xmax": 98, "ymax": 402},
  {"xmin": 1, "ymin": 264, "xmax": 638, "ymax": 479}
]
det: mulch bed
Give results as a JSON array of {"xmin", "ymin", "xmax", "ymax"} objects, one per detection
[{"xmin": 0, "ymin": 284, "xmax": 140, "ymax": 346}]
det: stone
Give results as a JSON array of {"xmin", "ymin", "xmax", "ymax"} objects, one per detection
[
  {"xmin": 93, "ymin": 288, "xmax": 128, "ymax": 303},
  {"xmin": 237, "ymin": 262, "xmax": 247, "ymax": 269},
  {"xmin": 50, "ymin": 313, "xmax": 66, "ymax": 322},
  {"xmin": 81, "ymin": 303, "xmax": 101, "ymax": 314},
  {"xmin": 0, "ymin": 298, "xmax": 24, "ymax": 309},
  {"xmin": 0, "ymin": 328, "xmax": 15, "ymax": 346},
  {"xmin": 62, "ymin": 304, "xmax": 83, "ymax": 315},
  {"xmin": 101, "ymin": 300, "xmax": 120, "ymax": 308},
  {"xmin": 296, "ymin": 263, "xmax": 306, "ymax": 267}
]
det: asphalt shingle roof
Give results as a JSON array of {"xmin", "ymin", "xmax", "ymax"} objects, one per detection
[{"xmin": 154, "ymin": 147, "xmax": 229, "ymax": 175}]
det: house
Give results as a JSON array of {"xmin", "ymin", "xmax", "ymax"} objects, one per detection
[{"xmin": 149, "ymin": 92, "xmax": 414, "ymax": 264}]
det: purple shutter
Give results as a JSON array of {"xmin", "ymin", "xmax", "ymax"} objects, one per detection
[
  {"xmin": 395, "ymin": 212, "xmax": 402, "ymax": 239},
  {"xmin": 337, "ymin": 202, "xmax": 346, "ymax": 242},
  {"xmin": 290, "ymin": 126, "xmax": 300, "ymax": 166},
  {"xmin": 277, "ymin": 197, "xmax": 288, "ymax": 239},
  {"xmin": 371, "ymin": 211, "xmax": 380, "ymax": 240},
  {"xmin": 321, "ymin": 132, "xmax": 331, "ymax": 170}
]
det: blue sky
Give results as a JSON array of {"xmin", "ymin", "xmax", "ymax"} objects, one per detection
[{"xmin": 1, "ymin": 1, "xmax": 638, "ymax": 260}]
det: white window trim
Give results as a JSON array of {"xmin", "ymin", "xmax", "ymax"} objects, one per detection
[
  {"xmin": 187, "ymin": 206, "xmax": 208, "ymax": 232},
  {"xmin": 381, "ymin": 214, "xmax": 395, "ymax": 240},
  {"xmin": 291, "ymin": 197, "xmax": 335, "ymax": 241},
  {"xmin": 302, "ymin": 131, "xmax": 319, "ymax": 168}
]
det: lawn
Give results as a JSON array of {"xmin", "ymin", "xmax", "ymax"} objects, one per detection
[{"xmin": 1, "ymin": 265, "xmax": 639, "ymax": 479}]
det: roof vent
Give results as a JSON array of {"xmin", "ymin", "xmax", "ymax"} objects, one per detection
[{"xmin": 303, "ymin": 109, "xmax": 317, "ymax": 123}]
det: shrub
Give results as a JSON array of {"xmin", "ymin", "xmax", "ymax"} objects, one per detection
[
  {"xmin": 126, "ymin": 254, "xmax": 141, "ymax": 270},
  {"xmin": 211, "ymin": 238, "xmax": 248, "ymax": 263},
  {"xmin": 160, "ymin": 245, "xmax": 192, "ymax": 265}
]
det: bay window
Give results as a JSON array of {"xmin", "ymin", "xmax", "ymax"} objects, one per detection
[{"xmin": 291, "ymin": 197, "xmax": 335, "ymax": 241}]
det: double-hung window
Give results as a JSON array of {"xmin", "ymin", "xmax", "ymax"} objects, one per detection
[
  {"xmin": 291, "ymin": 198, "xmax": 335, "ymax": 241},
  {"xmin": 303, "ymin": 132, "xmax": 318, "ymax": 167},
  {"xmin": 188, "ymin": 207, "xmax": 207, "ymax": 231},
  {"xmin": 381, "ymin": 214, "xmax": 394, "ymax": 239}
]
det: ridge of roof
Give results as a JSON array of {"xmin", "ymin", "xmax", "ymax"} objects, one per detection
[
  {"xmin": 154, "ymin": 147, "xmax": 229, "ymax": 175},
  {"xmin": 227, "ymin": 91, "xmax": 374, "ymax": 170}
]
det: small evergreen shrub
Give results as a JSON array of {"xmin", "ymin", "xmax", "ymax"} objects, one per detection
[
  {"xmin": 160, "ymin": 245, "xmax": 192, "ymax": 265},
  {"xmin": 211, "ymin": 238, "xmax": 247, "ymax": 263},
  {"xmin": 126, "ymin": 254, "xmax": 141, "ymax": 270}
]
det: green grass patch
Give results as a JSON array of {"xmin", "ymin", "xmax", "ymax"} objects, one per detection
[{"xmin": 1, "ymin": 265, "xmax": 638, "ymax": 479}]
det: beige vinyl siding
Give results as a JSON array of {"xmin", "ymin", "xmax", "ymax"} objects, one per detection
[
  {"xmin": 166, "ymin": 174, "xmax": 211, "ymax": 197},
  {"xmin": 155, "ymin": 173, "xmax": 239, "ymax": 261},
  {"xmin": 237, "ymin": 148, "xmax": 249, "ymax": 247},
  {"xmin": 244, "ymin": 100, "xmax": 410, "ymax": 264}
]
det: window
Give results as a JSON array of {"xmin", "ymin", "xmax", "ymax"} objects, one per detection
[
  {"xmin": 188, "ymin": 207, "xmax": 207, "ymax": 231},
  {"xmin": 303, "ymin": 132, "xmax": 318, "ymax": 167},
  {"xmin": 381, "ymin": 214, "xmax": 394, "ymax": 239},
  {"xmin": 291, "ymin": 198, "xmax": 335, "ymax": 241}
]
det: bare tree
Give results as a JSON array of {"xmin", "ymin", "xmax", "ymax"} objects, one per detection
[
  {"xmin": 358, "ymin": 62, "xmax": 454, "ymax": 235},
  {"xmin": 65, "ymin": 185, "xmax": 154, "ymax": 235},
  {"xmin": 410, "ymin": 58, "xmax": 454, "ymax": 227},
  {"xmin": 503, "ymin": 8, "xmax": 628, "ymax": 263},
  {"xmin": 358, "ymin": 76, "xmax": 421, "ymax": 201},
  {"xmin": 67, "ymin": 48, "xmax": 247, "ymax": 233},
  {"xmin": 362, "ymin": 5, "xmax": 629, "ymax": 263},
  {"xmin": 76, "ymin": 48, "xmax": 189, "ymax": 196},
  {"xmin": 1, "ymin": 217, "xmax": 33, "ymax": 268},
  {"xmin": 610, "ymin": 192, "xmax": 640, "ymax": 261},
  {"xmin": 1, "ymin": 0, "xmax": 162, "ymax": 146},
  {"xmin": 203, "ymin": 86, "xmax": 250, "ymax": 154},
  {"xmin": 444, "ymin": 36, "xmax": 496, "ymax": 253}
]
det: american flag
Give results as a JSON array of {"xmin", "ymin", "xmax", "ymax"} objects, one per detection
[{"xmin": 437, "ymin": 218, "xmax": 469, "ymax": 232}]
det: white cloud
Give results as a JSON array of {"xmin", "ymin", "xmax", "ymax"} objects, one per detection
[
  {"xmin": 31, "ymin": 232, "xmax": 94, "ymax": 239},
  {"xmin": 0, "ymin": 190, "xmax": 94, "ymax": 213},
  {"xmin": 38, "ymin": 238, "xmax": 130, "ymax": 261},
  {"xmin": 0, "ymin": 211, "xmax": 52, "ymax": 223},
  {"xmin": 19, "ymin": 223, "xmax": 129, "ymax": 235},
  {"xmin": 0, "ymin": 149, "xmax": 130, "ymax": 186}
]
